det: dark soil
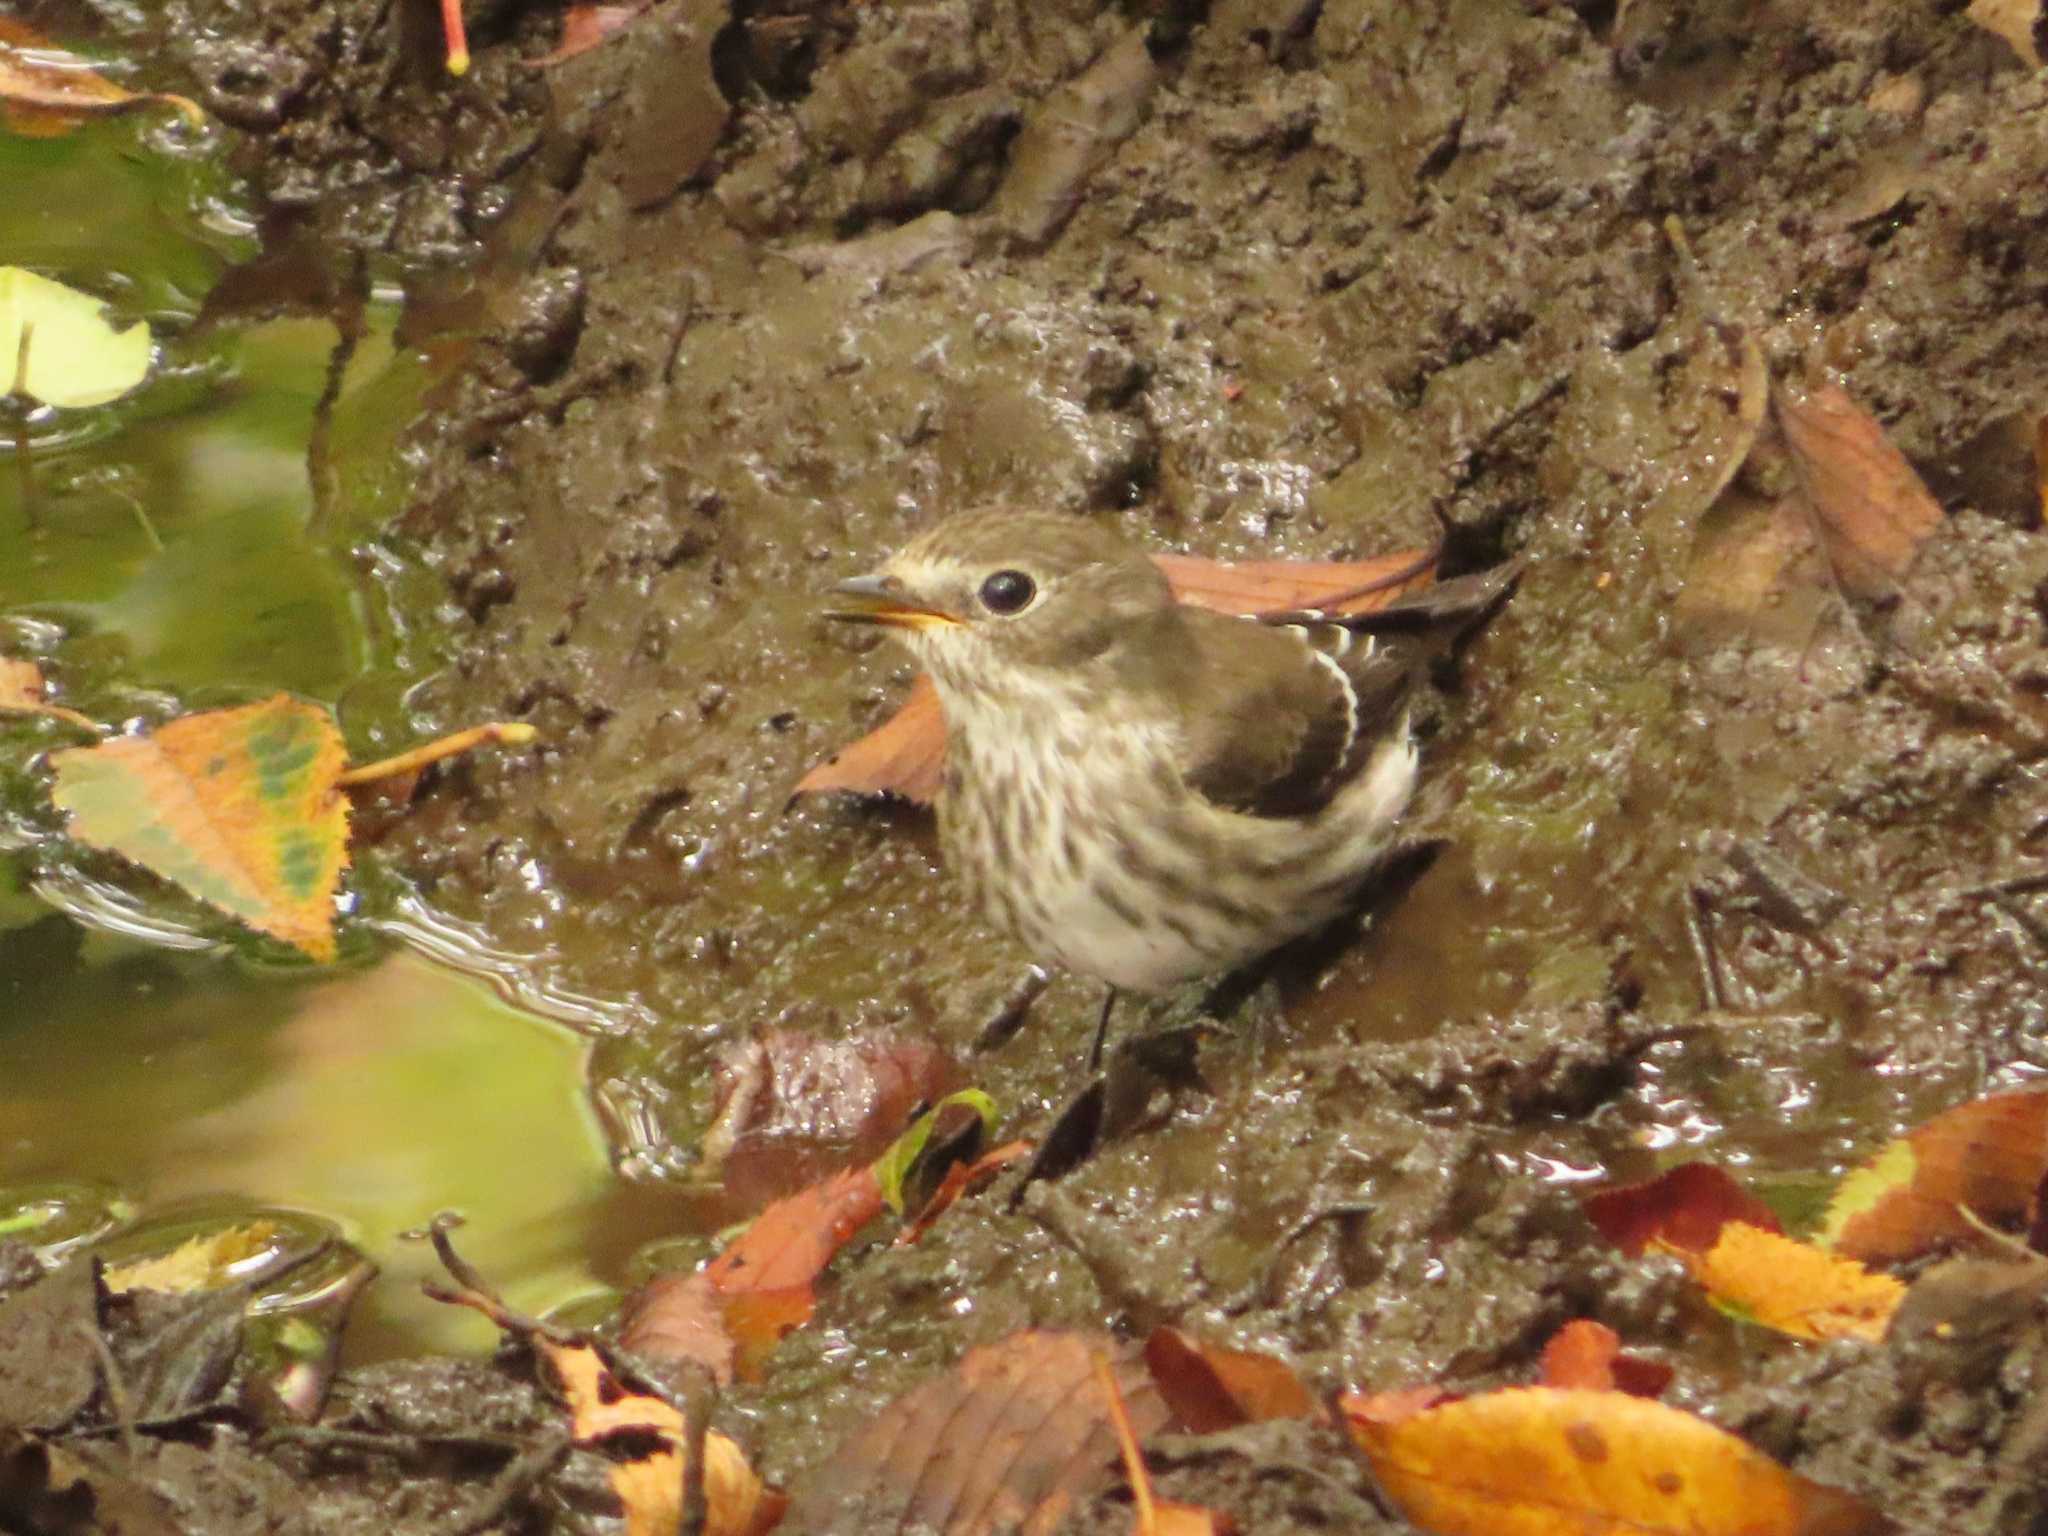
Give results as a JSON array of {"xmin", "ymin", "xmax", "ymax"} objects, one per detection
[{"xmin": 22, "ymin": 0, "xmax": 2048, "ymax": 1530}]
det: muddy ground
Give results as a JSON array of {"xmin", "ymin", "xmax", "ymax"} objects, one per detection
[{"xmin": 21, "ymin": 0, "xmax": 2048, "ymax": 1529}]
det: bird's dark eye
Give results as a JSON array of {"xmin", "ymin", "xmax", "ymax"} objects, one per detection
[{"xmin": 978, "ymin": 569, "xmax": 1036, "ymax": 615}]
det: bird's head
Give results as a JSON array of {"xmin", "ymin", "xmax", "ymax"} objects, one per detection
[{"xmin": 827, "ymin": 511, "xmax": 1175, "ymax": 690}]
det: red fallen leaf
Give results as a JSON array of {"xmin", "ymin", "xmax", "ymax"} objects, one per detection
[
  {"xmin": 523, "ymin": 2, "xmax": 647, "ymax": 67},
  {"xmin": 1818, "ymin": 1087, "xmax": 2048, "ymax": 1262},
  {"xmin": 797, "ymin": 547, "xmax": 1440, "ymax": 802},
  {"xmin": 1341, "ymin": 1386, "xmax": 1886, "ymax": 1536},
  {"xmin": 1537, "ymin": 1321, "xmax": 1672, "ymax": 1399},
  {"xmin": 1095, "ymin": 1353, "xmax": 1237, "ymax": 1536},
  {"xmin": 615, "ymin": 1270, "xmax": 736, "ymax": 1385},
  {"xmin": 705, "ymin": 1163, "xmax": 884, "ymax": 1295},
  {"xmin": 779, "ymin": 1329, "xmax": 1171, "ymax": 1535},
  {"xmin": 1142, "ymin": 1328, "xmax": 1317, "ymax": 1432},
  {"xmin": 1774, "ymin": 381, "xmax": 1944, "ymax": 604},
  {"xmin": 700, "ymin": 1028, "xmax": 959, "ymax": 1207},
  {"xmin": 895, "ymin": 1139, "xmax": 1034, "ymax": 1246},
  {"xmin": 1581, "ymin": 1162, "xmax": 1783, "ymax": 1258}
]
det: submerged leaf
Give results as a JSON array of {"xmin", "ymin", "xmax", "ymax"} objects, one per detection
[
  {"xmin": 50, "ymin": 695, "xmax": 349, "ymax": 960},
  {"xmin": 0, "ymin": 266, "xmax": 152, "ymax": 408},
  {"xmin": 0, "ymin": 18, "xmax": 204, "ymax": 135}
]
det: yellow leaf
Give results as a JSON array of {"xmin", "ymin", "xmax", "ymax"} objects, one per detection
[
  {"xmin": 0, "ymin": 266, "xmax": 151, "ymax": 408},
  {"xmin": 1665, "ymin": 1222, "xmax": 1904, "ymax": 1343}
]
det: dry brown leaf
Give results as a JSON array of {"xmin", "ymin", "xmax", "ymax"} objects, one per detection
[
  {"xmin": 1141, "ymin": 1328, "xmax": 1316, "ymax": 1432},
  {"xmin": 780, "ymin": 1329, "xmax": 1170, "ymax": 1535},
  {"xmin": 1342, "ymin": 1386, "xmax": 1885, "ymax": 1536},
  {"xmin": 797, "ymin": 548, "xmax": 1439, "ymax": 802},
  {"xmin": 1666, "ymin": 1222, "xmax": 1904, "ymax": 1343},
  {"xmin": 1820, "ymin": 1087, "xmax": 2048, "ymax": 1262},
  {"xmin": 1774, "ymin": 381, "xmax": 1944, "ymax": 603},
  {"xmin": 0, "ymin": 18, "xmax": 203, "ymax": 135},
  {"xmin": 539, "ymin": 1338, "xmax": 785, "ymax": 1536}
]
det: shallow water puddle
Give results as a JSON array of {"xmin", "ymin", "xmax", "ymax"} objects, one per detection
[
  {"xmin": 2, "ymin": 104, "xmax": 625, "ymax": 1357},
  {"xmin": 0, "ymin": 920, "xmax": 613, "ymax": 1357}
]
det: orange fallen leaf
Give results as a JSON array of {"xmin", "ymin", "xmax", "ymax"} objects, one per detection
[
  {"xmin": 50, "ymin": 695, "xmax": 350, "ymax": 961},
  {"xmin": 0, "ymin": 656, "xmax": 99, "ymax": 731},
  {"xmin": 798, "ymin": 547, "xmax": 1440, "ymax": 802},
  {"xmin": 1774, "ymin": 381, "xmax": 1944, "ymax": 604},
  {"xmin": 1141, "ymin": 1327, "xmax": 1316, "ymax": 1432},
  {"xmin": 48, "ymin": 697, "xmax": 536, "ymax": 961},
  {"xmin": 1581, "ymin": 1162, "xmax": 1784, "ymax": 1258},
  {"xmin": 1818, "ymin": 1087, "xmax": 2048, "ymax": 1262},
  {"xmin": 1536, "ymin": 1320, "xmax": 1671, "ymax": 1398},
  {"xmin": 539, "ymin": 1337, "xmax": 784, "ymax": 1536},
  {"xmin": 781, "ymin": 1329, "xmax": 1170, "ymax": 1535},
  {"xmin": 1096, "ymin": 1354, "xmax": 1237, "ymax": 1536},
  {"xmin": 621, "ymin": 1163, "xmax": 886, "ymax": 1381},
  {"xmin": 1662, "ymin": 1222, "xmax": 1904, "ymax": 1343},
  {"xmin": 0, "ymin": 18, "xmax": 204, "ymax": 135},
  {"xmin": 1342, "ymin": 1386, "xmax": 1885, "ymax": 1536}
]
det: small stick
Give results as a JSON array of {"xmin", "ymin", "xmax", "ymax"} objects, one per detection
[{"xmin": 336, "ymin": 722, "xmax": 536, "ymax": 787}]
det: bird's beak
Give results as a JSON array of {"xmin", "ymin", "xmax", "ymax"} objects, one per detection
[{"xmin": 825, "ymin": 574, "xmax": 962, "ymax": 631}]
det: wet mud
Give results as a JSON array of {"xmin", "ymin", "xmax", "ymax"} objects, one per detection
[{"xmin": 25, "ymin": 0, "xmax": 2048, "ymax": 1529}]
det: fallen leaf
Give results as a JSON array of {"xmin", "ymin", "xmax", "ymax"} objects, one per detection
[
  {"xmin": 1342, "ymin": 1386, "xmax": 1885, "ymax": 1536},
  {"xmin": 103, "ymin": 1221, "xmax": 280, "ymax": 1296},
  {"xmin": 1967, "ymin": 0, "xmax": 2045, "ymax": 66},
  {"xmin": 1141, "ymin": 1327, "xmax": 1316, "ymax": 1432},
  {"xmin": 50, "ymin": 695, "xmax": 350, "ymax": 960},
  {"xmin": 701, "ymin": 1030, "xmax": 960, "ymax": 1206},
  {"xmin": 0, "ymin": 657, "xmax": 99, "ymax": 731},
  {"xmin": 1581, "ymin": 1162, "xmax": 1784, "ymax": 1258},
  {"xmin": 0, "ymin": 266, "xmax": 152, "ymax": 408},
  {"xmin": 525, "ymin": 2, "xmax": 647, "ymax": 66},
  {"xmin": 1667, "ymin": 1222, "xmax": 1904, "ymax": 1343},
  {"xmin": 48, "ymin": 701, "xmax": 539, "ymax": 961},
  {"xmin": 1536, "ymin": 1320, "xmax": 1672, "ymax": 1398},
  {"xmin": 797, "ymin": 547, "xmax": 1439, "ymax": 802},
  {"xmin": 1774, "ymin": 381, "xmax": 1944, "ymax": 604},
  {"xmin": 621, "ymin": 1163, "xmax": 886, "ymax": 1380},
  {"xmin": 0, "ymin": 19, "xmax": 204, "ymax": 135},
  {"xmin": 874, "ymin": 1090, "xmax": 996, "ymax": 1215},
  {"xmin": 1818, "ymin": 1087, "xmax": 2048, "ymax": 1262},
  {"xmin": 539, "ymin": 1337, "xmax": 785, "ymax": 1536},
  {"xmin": 1095, "ymin": 1353, "xmax": 1237, "ymax": 1536},
  {"xmin": 779, "ymin": 1329, "xmax": 1170, "ymax": 1536}
]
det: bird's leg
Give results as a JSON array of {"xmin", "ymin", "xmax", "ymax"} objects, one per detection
[{"xmin": 1087, "ymin": 985, "xmax": 1120, "ymax": 1073}]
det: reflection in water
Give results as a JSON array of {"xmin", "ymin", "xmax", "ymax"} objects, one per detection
[{"xmin": 0, "ymin": 912, "xmax": 616, "ymax": 1359}]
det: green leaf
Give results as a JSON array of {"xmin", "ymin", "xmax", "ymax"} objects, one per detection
[
  {"xmin": 873, "ymin": 1090, "xmax": 999, "ymax": 1214},
  {"xmin": 0, "ymin": 264, "xmax": 151, "ymax": 407}
]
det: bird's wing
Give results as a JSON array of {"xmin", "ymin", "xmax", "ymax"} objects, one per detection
[
  {"xmin": 1171, "ymin": 609, "xmax": 1414, "ymax": 820},
  {"xmin": 1172, "ymin": 560, "xmax": 1522, "ymax": 820}
]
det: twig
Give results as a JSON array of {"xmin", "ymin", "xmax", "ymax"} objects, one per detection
[{"xmin": 336, "ymin": 723, "xmax": 538, "ymax": 787}]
